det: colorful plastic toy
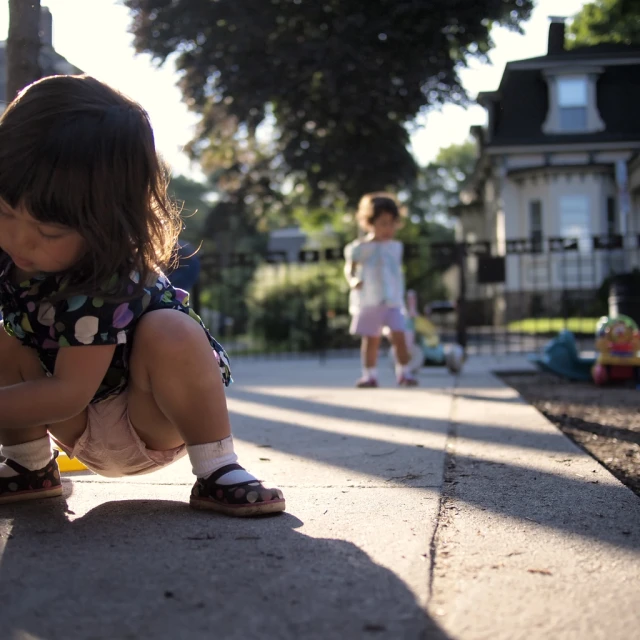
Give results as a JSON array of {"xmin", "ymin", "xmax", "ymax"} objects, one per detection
[
  {"xmin": 591, "ymin": 315, "xmax": 640, "ymax": 385},
  {"xmin": 529, "ymin": 330, "xmax": 595, "ymax": 382},
  {"xmin": 387, "ymin": 290, "xmax": 464, "ymax": 374}
]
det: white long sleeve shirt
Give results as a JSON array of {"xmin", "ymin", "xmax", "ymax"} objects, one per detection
[{"xmin": 344, "ymin": 238, "xmax": 405, "ymax": 314}]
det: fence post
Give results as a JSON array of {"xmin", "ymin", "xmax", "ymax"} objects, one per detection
[
  {"xmin": 191, "ymin": 278, "xmax": 201, "ymax": 316},
  {"xmin": 456, "ymin": 242, "xmax": 468, "ymax": 351},
  {"xmin": 318, "ymin": 271, "xmax": 328, "ymax": 364}
]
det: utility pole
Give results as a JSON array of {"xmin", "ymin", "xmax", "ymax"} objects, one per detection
[{"xmin": 6, "ymin": 0, "xmax": 42, "ymax": 102}]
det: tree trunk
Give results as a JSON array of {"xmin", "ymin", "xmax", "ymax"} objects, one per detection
[{"xmin": 6, "ymin": 0, "xmax": 42, "ymax": 103}]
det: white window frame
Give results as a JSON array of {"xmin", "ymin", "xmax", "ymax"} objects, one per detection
[
  {"xmin": 557, "ymin": 76, "xmax": 588, "ymax": 132},
  {"xmin": 559, "ymin": 194, "xmax": 591, "ymax": 252},
  {"xmin": 557, "ymin": 195, "xmax": 595, "ymax": 288},
  {"xmin": 542, "ymin": 68, "xmax": 605, "ymax": 135}
]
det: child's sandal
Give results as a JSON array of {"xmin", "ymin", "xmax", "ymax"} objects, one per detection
[
  {"xmin": 0, "ymin": 450, "xmax": 63, "ymax": 504},
  {"xmin": 356, "ymin": 376, "xmax": 378, "ymax": 388},
  {"xmin": 190, "ymin": 463, "xmax": 285, "ymax": 517}
]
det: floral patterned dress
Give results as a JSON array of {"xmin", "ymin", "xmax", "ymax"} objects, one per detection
[{"xmin": 0, "ymin": 257, "xmax": 231, "ymax": 403}]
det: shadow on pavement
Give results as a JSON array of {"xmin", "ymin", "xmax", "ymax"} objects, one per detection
[
  {"xmin": 228, "ymin": 397, "xmax": 640, "ymax": 552},
  {"xmin": 0, "ymin": 491, "xmax": 449, "ymax": 640},
  {"xmin": 229, "ymin": 387, "xmax": 588, "ymax": 455}
]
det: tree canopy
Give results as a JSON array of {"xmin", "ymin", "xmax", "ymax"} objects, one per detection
[
  {"xmin": 568, "ymin": 0, "xmax": 640, "ymax": 47},
  {"xmin": 125, "ymin": 0, "xmax": 532, "ymax": 207},
  {"xmin": 410, "ymin": 139, "xmax": 477, "ymax": 225}
]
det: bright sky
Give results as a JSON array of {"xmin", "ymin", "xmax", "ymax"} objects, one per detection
[{"xmin": 0, "ymin": 0, "xmax": 589, "ymax": 178}]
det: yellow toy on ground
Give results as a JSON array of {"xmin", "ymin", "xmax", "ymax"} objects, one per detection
[
  {"xmin": 413, "ymin": 315, "xmax": 441, "ymax": 349},
  {"xmin": 591, "ymin": 315, "xmax": 640, "ymax": 385},
  {"xmin": 54, "ymin": 449, "xmax": 89, "ymax": 472},
  {"xmin": 387, "ymin": 290, "xmax": 464, "ymax": 374}
]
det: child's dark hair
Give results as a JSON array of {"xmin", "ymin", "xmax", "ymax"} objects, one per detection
[
  {"xmin": 0, "ymin": 75, "xmax": 181, "ymax": 299},
  {"xmin": 356, "ymin": 192, "xmax": 404, "ymax": 231}
]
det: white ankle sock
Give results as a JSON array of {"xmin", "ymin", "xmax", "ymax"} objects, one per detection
[
  {"xmin": 396, "ymin": 363, "xmax": 413, "ymax": 378},
  {"xmin": 363, "ymin": 367, "xmax": 378, "ymax": 380},
  {"xmin": 187, "ymin": 436, "xmax": 258, "ymax": 484},
  {"xmin": 0, "ymin": 436, "xmax": 53, "ymax": 478}
]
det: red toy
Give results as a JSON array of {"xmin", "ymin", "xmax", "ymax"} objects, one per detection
[{"xmin": 591, "ymin": 315, "xmax": 640, "ymax": 386}]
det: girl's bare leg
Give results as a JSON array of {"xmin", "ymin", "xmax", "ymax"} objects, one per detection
[
  {"xmin": 390, "ymin": 331, "xmax": 418, "ymax": 386},
  {"xmin": 126, "ymin": 310, "xmax": 231, "ymax": 449},
  {"xmin": 361, "ymin": 336, "xmax": 381, "ymax": 369},
  {"xmin": 0, "ymin": 326, "xmax": 86, "ymax": 447},
  {"xmin": 126, "ymin": 309, "xmax": 284, "ymax": 516},
  {"xmin": 0, "ymin": 329, "xmax": 48, "ymax": 446},
  {"xmin": 390, "ymin": 331, "xmax": 410, "ymax": 366},
  {"xmin": 356, "ymin": 336, "xmax": 381, "ymax": 387},
  {"xmin": 0, "ymin": 326, "xmax": 85, "ymax": 502}
]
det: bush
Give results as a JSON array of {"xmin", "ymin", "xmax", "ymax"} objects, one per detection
[
  {"xmin": 198, "ymin": 265, "xmax": 256, "ymax": 336},
  {"xmin": 246, "ymin": 263, "xmax": 354, "ymax": 352}
]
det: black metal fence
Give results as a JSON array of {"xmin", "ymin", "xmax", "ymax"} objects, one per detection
[
  {"xmin": 192, "ymin": 244, "xmax": 455, "ymax": 359},
  {"xmin": 460, "ymin": 234, "xmax": 640, "ymax": 356},
  {"xmin": 191, "ymin": 235, "xmax": 640, "ymax": 359}
]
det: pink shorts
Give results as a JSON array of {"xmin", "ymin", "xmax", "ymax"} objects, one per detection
[
  {"xmin": 350, "ymin": 305, "xmax": 406, "ymax": 337},
  {"xmin": 51, "ymin": 391, "xmax": 187, "ymax": 478}
]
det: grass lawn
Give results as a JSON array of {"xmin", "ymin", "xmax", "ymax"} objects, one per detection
[{"xmin": 507, "ymin": 317, "xmax": 599, "ymax": 335}]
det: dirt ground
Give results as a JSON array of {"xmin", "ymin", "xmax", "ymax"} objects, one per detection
[{"xmin": 500, "ymin": 372, "xmax": 640, "ymax": 498}]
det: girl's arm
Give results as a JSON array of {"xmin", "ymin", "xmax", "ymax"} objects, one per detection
[
  {"xmin": 396, "ymin": 241, "xmax": 405, "ymax": 291},
  {"xmin": 344, "ymin": 242, "xmax": 363, "ymax": 289},
  {"xmin": 394, "ymin": 240, "xmax": 404, "ymax": 261},
  {"xmin": 344, "ymin": 239, "xmax": 377, "ymax": 288},
  {"xmin": 344, "ymin": 259, "xmax": 362, "ymax": 289},
  {"xmin": 0, "ymin": 344, "xmax": 116, "ymax": 429}
]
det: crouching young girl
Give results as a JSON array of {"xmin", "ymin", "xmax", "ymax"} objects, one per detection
[{"xmin": 0, "ymin": 75, "xmax": 284, "ymax": 516}]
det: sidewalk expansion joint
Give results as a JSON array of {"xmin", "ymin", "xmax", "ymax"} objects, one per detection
[{"xmin": 427, "ymin": 377, "xmax": 459, "ymax": 603}]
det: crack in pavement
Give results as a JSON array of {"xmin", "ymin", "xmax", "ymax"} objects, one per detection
[{"xmin": 427, "ymin": 375, "xmax": 459, "ymax": 604}]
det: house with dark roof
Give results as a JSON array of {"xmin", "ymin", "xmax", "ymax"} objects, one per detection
[
  {"xmin": 454, "ymin": 17, "xmax": 640, "ymax": 323},
  {"xmin": 0, "ymin": 6, "xmax": 82, "ymax": 112}
]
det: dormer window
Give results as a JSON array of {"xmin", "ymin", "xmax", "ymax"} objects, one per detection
[
  {"xmin": 542, "ymin": 69, "xmax": 605, "ymax": 135},
  {"xmin": 558, "ymin": 76, "xmax": 587, "ymax": 131}
]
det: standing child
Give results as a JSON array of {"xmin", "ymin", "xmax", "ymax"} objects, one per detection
[
  {"xmin": 344, "ymin": 193, "xmax": 418, "ymax": 388},
  {"xmin": 0, "ymin": 75, "xmax": 284, "ymax": 516}
]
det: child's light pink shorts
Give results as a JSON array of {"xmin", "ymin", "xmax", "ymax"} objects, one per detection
[
  {"xmin": 350, "ymin": 304, "xmax": 406, "ymax": 337},
  {"xmin": 51, "ymin": 391, "xmax": 187, "ymax": 478}
]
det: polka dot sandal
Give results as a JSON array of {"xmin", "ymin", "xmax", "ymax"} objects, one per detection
[
  {"xmin": 190, "ymin": 463, "xmax": 286, "ymax": 517},
  {"xmin": 356, "ymin": 376, "xmax": 379, "ymax": 388},
  {"xmin": 0, "ymin": 450, "xmax": 63, "ymax": 504}
]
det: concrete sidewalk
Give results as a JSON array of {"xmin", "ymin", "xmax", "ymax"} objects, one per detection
[
  {"xmin": 0, "ymin": 355, "xmax": 638, "ymax": 639},
  {"xmin": 433, "ymin": 356, "xmax": 640, "ymax": 639}
]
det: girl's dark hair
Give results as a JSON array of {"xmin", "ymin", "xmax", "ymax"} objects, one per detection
[
  {"xmin": 0, "ymin": 74, "xmax": 181, "ymax": 299},
  {"xmin": 356, "ymin": 192, "xmax": 404, "ymax": 231}
]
